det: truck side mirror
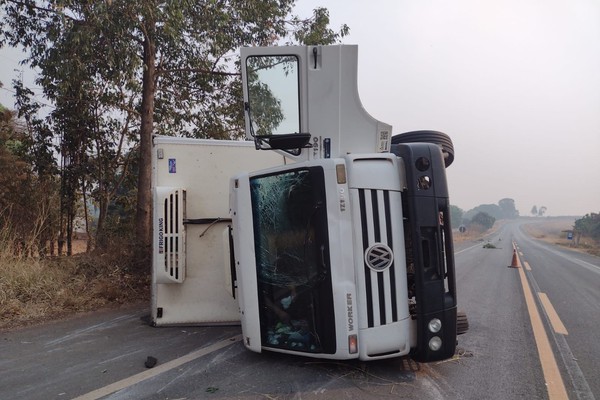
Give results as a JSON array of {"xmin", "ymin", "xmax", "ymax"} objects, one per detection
[{"xmin": 254, "ymin": 133, "xmax": 311, "ymax": 151}]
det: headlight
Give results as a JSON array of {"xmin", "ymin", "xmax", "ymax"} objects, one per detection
[
  {"xmin": 429, "ymin": 336, "xmax": 442, "ymax": 351},
  {"xmin": 417, "ymin": 175, "xmax": 431, "ymax": 190},
  {"xmin": 428, "ymin": 318, "xmax": 442, "ymax": 333}
]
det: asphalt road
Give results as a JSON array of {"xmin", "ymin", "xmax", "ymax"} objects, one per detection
[
  {"xmin": 511, "ymin": 221, "xmax": 599, "ymax": 399},
  {"xmin": 1, "ymin": 219, "xmax": 598, "ymax": 399}
]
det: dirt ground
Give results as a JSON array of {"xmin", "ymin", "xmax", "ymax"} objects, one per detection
[{"xmin": 71, "ymin": 239, "xmax": 88, "ymax": 254}]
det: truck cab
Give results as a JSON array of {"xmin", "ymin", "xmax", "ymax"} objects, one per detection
[{"xmin": 230, "ymin": 45, "xmax": 457, "ymax": 362}]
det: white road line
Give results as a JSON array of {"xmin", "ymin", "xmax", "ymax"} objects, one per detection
[
  {"xmin": 73, "ymin": 335, "xmax": 242, "ymax": 400},
  {"xmin": 573, "ymin": 257, "xmax": 600, "ymax": 274},
  {"xmin": 520, "ymin": 235, "xmax": 600, "ymax": 276},
  {"xmin": 455, "ymin": 242, "xmax": 483, "ymax": 255}
]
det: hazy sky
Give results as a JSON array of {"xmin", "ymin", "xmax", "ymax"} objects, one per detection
[
  {"xmin": 294, "ymin": 0, "xmax": 600, "ymax": 217},
  {"xmin": 1, "ymin": 0, "xmax": 599, "ymax": 216}
]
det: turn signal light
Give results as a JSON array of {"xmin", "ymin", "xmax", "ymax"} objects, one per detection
[
  {"xmin": 348, "ymin": 335, "xmax": 358, "ymax": 354},
  {"xmin": 336, "ymin": 164, "xmax": 347, "ymax": 184}
]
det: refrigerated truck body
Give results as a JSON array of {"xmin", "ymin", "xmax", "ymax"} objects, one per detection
[{"xmin": 151, "ymin": 137, "xmax": 284, "ymax": 326}]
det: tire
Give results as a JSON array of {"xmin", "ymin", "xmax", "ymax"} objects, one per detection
[
  {"xmin": 457, "ymin": 310, "xmax": 469, "ymax": 335},
  {"xmin": 391, "ymin": 130, "xmax": 455, "ymax": 168}
]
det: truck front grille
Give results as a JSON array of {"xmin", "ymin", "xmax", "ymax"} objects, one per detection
[{"xmin": 357, "ymin": 188, "xmax": 400, "ymax": 328}]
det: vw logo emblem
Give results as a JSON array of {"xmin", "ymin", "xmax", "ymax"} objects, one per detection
[{"xmin": 365, "ymin": 243, "xmax": 394, "ymax": 272}]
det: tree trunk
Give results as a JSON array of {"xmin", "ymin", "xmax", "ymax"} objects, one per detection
[
  {"xmin": 95, "ymin": 195, "xmax": 108, "ymax": 248},
  {"xmin": 81, "ymin": 179, "xmax": 93, "ymax": 253},
  {"xmin": 135, "ymin": 28, "xmax": 156, "ymax": 270}
]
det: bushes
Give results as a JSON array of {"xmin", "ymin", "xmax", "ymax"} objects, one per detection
[
  {"xmin": 0, "ymin": 227, "xmax": 149, "ymax": 330},
  {"xmin": 469, "ymin": 212, "xmax": 496, "ymax": 231},
  {"xmin": 574, "ymin": 213, "xmax": 600, "ymax": 240}
]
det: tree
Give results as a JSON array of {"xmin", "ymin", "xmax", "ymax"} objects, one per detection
[
  {"xmin": 498, "ymin": 198, "xmax": 518, "ymax": 219},
  {"xmin": 0, "ymin": 105, "xmax": 31, "ymax": 219},
  {"xmin": 1, "ymin": 96, "xmax": 60, "ymax": 256},
  {"xmin": 464, "ymin": 204, "xmax": 503, "ymax": 221},
  {"xmin": 574, "ymin": 213, "xmax": 600, "ymax": 239},
  {"xmin": 292, "ymin": 7, "xmax": 349, "ymax": 45},
  {"xmin": 538, "ymin": 206, "xmax": 547, "ymax": 217},
  {"xmin": 469, "ymin": 212, "xmax": 495, "ymax": 230},
  {"xmin": 1, "ymin": 0, "xmax": 348, "ymax": 267},
  {"xmin": 449, "ymin": 204, "xmax": 464, "ymax": 227},
  {"xmin": 531, "ymin": 205, "xmax": 538, "ymax": 216}
]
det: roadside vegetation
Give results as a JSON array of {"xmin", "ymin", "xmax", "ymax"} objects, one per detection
[
  {"xmin": 0, "ymin": 104, "xmax": 147, "ymax": 330},
  {"xmin": 0, "ymin": 3, "xmax": 348, "ymax": 330},
  {"xmin": 0, "ymin": 222, "xmax": 148, "ymax": 330},
  {"xmin": 450, "ymin": 198, "xmax": 518, "ymax": 238}
]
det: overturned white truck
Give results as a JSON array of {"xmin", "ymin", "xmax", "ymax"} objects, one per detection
[{"xmin": 152, "ymin": 45, "xmax": 461, "ymax": 362}]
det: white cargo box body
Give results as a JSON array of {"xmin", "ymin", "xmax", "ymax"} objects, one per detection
[{"xmin": 151, "ymin": 136, "xmax": 285, "ymax": 326}]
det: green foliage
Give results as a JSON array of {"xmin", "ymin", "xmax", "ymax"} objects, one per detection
[
  {"xmin": 469, "ymin": 212, "xmax": 496, "ymax": 230},
  {"xmin": 292, "ymin": 7, "xmax": 350, "ymax": 45},
  {"xmin": 449, "ymin": 204, "xmax": 464, "ymax": 226},
  {"xmin": 1, "ymin": 0, "xmax": 349, "ymax": 258},
  {"xmin": 13, "ymin": 80, "xmax": 57, "ymax": 177},
  {"xmin": 464, "ymin": 204, "xmax": 502, "ymax": 221},
  {"xmin": 0, "ymin": 108, "xmax": 30, "ymax": 212},
  {"xmin": 463, "ymin": 198, "xmax": 519, "ymax": 222},
  {"xmin": 498, "ymin": 198, "xmax": 519, "ymax": 219},
  {"xmin": 0, "ymin": 100, "xmax": 60, "ymax": 255},
  {"xmin": 1, "ymin": 0, "xmax": 348, "ymax": 139},
  {"xmin": 574, "ymin": 213, "xmax": 600, "ymax": 239}
]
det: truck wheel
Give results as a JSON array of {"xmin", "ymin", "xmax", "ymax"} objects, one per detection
[
  {"xmin": 391, "ymin": 130, "xmax": 455, "ymax": 168},
  {"xmin": 457, "ymin": 310, "xmax": 469, "ymax": 335}
]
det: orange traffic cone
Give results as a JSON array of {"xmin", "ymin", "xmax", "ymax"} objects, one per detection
[{"xmin": 509, "ymin": 248, "xmax": 521, "ymax": 268}]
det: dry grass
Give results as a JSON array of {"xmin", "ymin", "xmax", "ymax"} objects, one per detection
[
  {"xmin": 0, "ymin": 237, "xmax": 149, "ymax": 331},
  {"xmin": 453, "ymin": 229, "xmax": 485, "ymax": 244},
  {"xmin": 523, "ymin": 217, "xmax": 575, "ymax": 245},
  {"xmin": 523, "ymin": 217, "xmax": 600, "ymax": 256},
  {"xmin": 453, "ymin": 220, "xmax": 504, "ymax": 244},
  {"xmin": 3, "ymin": 217, "xmax": 593, "ymax": 331}
]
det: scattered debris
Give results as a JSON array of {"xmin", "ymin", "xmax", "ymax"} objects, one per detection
[
  {"xmin": 145, "ymin": 356, "xmax": 157, "ymax": 368},
  {"xmin": 435, "ymin": 347, "xmax": 474, "ymax": 365}
]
